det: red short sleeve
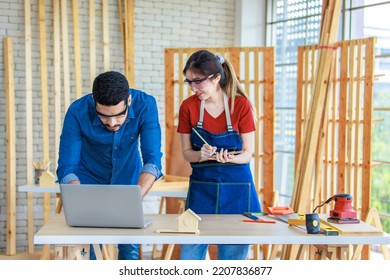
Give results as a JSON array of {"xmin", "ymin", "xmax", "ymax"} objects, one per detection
[{"xmin": 177, "ymin": 95, "xmax": 255, "ymax": 134}]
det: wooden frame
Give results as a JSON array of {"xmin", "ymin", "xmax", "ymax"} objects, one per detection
[{"xmin": 295, "ymin": 37, "xmax": 376, "ymax": 220}]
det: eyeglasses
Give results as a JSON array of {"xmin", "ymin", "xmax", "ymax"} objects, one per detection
[
  {"xmin": 184, "ymin": 74, "xmax": 216, "ymax": 87},
  {"xmin": 95, "ymin": 101, "xmax": 128, "ymax": 121}
]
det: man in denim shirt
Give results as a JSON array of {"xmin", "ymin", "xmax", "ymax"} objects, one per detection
[{"xmin": 57, "ymin": 71, "xmax": 163, "ymax": 260}]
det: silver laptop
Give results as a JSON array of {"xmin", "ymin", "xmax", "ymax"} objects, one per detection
[{"xmin": 60, "ymin": 184, "xmax": 151, "ymax": 228}]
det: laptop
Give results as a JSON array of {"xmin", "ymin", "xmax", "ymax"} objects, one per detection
[{"xmin": 60, "ymin": 184, "xmax": 151, "ymax": 228}]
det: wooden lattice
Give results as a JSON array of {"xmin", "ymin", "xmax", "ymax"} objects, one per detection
[{"xmin": 295, "ymin": 37, "xmax": 376, "ymax": 220}]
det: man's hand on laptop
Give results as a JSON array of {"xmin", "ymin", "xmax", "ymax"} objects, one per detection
[{"xmin": 68, "ymin": 180, "xmax": 80, "ymax": 184}]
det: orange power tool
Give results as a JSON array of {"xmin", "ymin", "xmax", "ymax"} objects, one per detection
[{"xmin": 313, "ymin": 194, "xmax": 360, "ymax": 224}]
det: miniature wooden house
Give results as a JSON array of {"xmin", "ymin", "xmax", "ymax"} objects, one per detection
[
  {"xmin": 176, "ymin": 208, "xmax": 201, "ymax": 234},
  {"xmin": 39, "ymin": 170, "xmax": 56, "ymax": 187}
]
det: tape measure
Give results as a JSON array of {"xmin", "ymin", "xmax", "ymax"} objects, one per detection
[{"xmin": 288, "ymin": 214, "xmax": 339, "ymax": 236}]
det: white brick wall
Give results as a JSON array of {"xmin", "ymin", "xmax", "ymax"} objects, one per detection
[{"xmin": 0, "ymin": 0, "xmax": 235, "ymax": 255}]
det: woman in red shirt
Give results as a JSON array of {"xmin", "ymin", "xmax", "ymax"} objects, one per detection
[{"xmin": 177, "ymin": 50, "xmax": 261, "ymax": 260}]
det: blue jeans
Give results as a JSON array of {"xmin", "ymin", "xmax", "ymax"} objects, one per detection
[
  {"xmin": 180, "ymin": 244, "xmax": 249, "ymax": 260},
  {"xmin": 90, "ymin": 244, "xmax": 140, "ymax": 260}
]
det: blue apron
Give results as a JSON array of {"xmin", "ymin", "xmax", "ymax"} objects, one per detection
[{"xmin": 185, "ymin": 94, "xmax": 261, "ymax": 214}]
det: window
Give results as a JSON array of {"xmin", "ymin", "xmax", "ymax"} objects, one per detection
[{"xmin": 266, "ymin": 0, "xmax": 390, "ymax": 230}]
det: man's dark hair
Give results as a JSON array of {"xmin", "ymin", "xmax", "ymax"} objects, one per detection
[{"xmin": 92, "ymin": 71, "xmax": 129, "ymax": 105}]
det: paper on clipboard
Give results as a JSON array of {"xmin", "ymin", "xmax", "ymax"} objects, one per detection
[{"xmin": 198, "ymin": 151, "xmax": 243, "ymax": 162}]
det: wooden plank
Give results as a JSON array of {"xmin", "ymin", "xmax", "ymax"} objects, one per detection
[
  {"xmin": 253, "ymin": 50, "xmax": 261, "ymax": 193},
  {"xmin": 165, "ymin": 49, "xmax": 175, "ymax": 174},
  {"xmin": 72, "ymin": 0, "xmax": 82, "ymax": 99},
  {"xmin": 24, "ymin": 0, "xmax": 35, "ymax": 254},
  {"xmin": 178, "ymin": 49, "xmax": 184, "ymax": 106},
  {"xmin": 313, "ymin": 53, "xmax": 335, "ymax": 208},
  {"xmin": 286, "ymin": 0, "xmax": 342, "ymax": 260},
  {"xmin": 244, "ymin": 49, "xmax": 250, "ymax": 95},
  {"xmin": 361, "ymin": 38, "xmax": 375, "ymax": 221},
  {"xmin": 262, "ymin": 48, "xmax": 274, "ymax": 210},
  {"xmin": 346, "ymin": 43, "xmax": 356, "ymax": 195},
  {"xmin": 124, "ymin": 0, "xmax": 135, "ymax": 86},
  {"xmin": 329, "ymin": 51, "xmax": 338, "ymax": 210},
  {"xmin": 293, "ymin": 0, "xmax": 342, "ymax": 213},
  {"xmin": 295, "ymin": 46, "xmax": 304, "ymax": 170},
  {"xmin": 38, "ymin": 0, "xmax": 51, "ymax": 223},
  {"xmin": 61, "ymin": 0, "xmax": 70, "ymax": 110},
  {"xmin": 102, "ymin": 0, "xmax": 110, "ymax": 71},
  {"xmin": 118, "ymin": 0, "xmax": 126, "ymax": 67},
  {"xmin": 353, "ymin": 41, "xmax": 363, "ymax": 212},
  {"xmin": 54, "ymin": 0, "xmax": 62, "ymax": 176},
  {"xmin": 89, "ymin": 0, "xmax": 96, "ymax": 83},
  {"xmin": 319, "ymin": 216, "xmax": 383, "ymax": 235},
  {"xmin": 4, "ymin": 37, "xmax": 16, "ymax": 256},
  {"xmin": 38, "ymin": 0, "xmax": 50, "ymax": 165}
]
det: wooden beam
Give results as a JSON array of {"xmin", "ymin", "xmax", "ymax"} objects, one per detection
[
  {"xmin": 361, "ymin": 39, "xmax": 375, "ymax": 221},
  {"xmin": 292, "ymin": 0, "xmax": 342, "ymax": 213},
  {"xmin": 38, "ymin": 0, "xmax": 51, "ymax": 223},
  {"xmin": 72, "ymin": 0, "xmax": 82, "ymax": 99},
  {"xmin": 54, "ymin": 0, "xmax": 62, "ymax": 174},
  {"xmin": 61, "ymin": 0, "xmax": 70, "ymax": 110},
  {"xmin": 38, "ymin": 0, "xmax": 50, "ymax": 165},
  {"xmin": 102, "ymin": 0, "xmax": 110, "ymax": 71},
  {"xmin": 118, "ymin": 0, "xmax": 126, "ymax": 66},
  {"xmin": 89, "ymin": 0, "xmax": 96, "ymax": 83},
  {"xmin": 4, "ymin": 37, "xmax": 16, "ymax": 256},
  {"xmin": 164, "ymin": 49, "xmax": 175, "ymax": 173},
  {"xmin": 286, "ymin": 0, "xmax": 342, "ymax": 260},
  {"xmin": 262, "ymin": 47, "xmax": 275, "ymax": 210},
  {"xmin": 124, "ymin": 0, "xmax": 135, "ymax": 86},
  {"xmin": 24, "ymin": 0, "xmax": 35, "ymax": 255}
]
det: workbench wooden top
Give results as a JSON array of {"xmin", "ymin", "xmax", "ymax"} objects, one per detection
[{"xmin": 34, "ymin": 213, "xmax": 390, "ymax": 246}]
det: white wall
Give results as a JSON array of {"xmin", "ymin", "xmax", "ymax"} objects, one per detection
[{"xmin": 234, "ymin": 0, "xmax": 266, "ymax": 46}]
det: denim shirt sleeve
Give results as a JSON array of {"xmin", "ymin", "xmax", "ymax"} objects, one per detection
[
  {"xmin": 141, "ymin": 163, "xmax": 163, "ymax": 179},
  {"xmin": 139, "ymin": 95, "xmax": 163, "ymax": 180},
  {"xmin": 56, "ymin": 108, "xmax": 83, "ymax": 184}
]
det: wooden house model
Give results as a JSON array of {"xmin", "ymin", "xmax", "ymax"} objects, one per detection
[
  {"xmin": 176, "ymin": 208, "xmax": 201, "ymax": 234},
  {"xmin": 39, "ymin": 170, "xmax": 57, "ymax": 187}
]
